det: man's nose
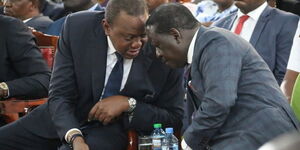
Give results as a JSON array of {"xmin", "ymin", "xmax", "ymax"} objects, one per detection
[{"xmin": 131, "ymin": 37, "xmax": 143, "ymax": 49}]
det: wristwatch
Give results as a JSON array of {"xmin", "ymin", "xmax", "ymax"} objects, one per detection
[
  {"xmin": 127, "ymin": 97, "xmax": 136, "ymax": 113},
  {"xmin": 0, "ymin": 82, "xmax": 9, "ymax": 98}
]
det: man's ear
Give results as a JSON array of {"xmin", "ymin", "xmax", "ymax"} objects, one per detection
[
  {"xmin": 102, "ymin": 19, "xmax": 111, "ymax": 36},
  {"xmin": 169, "ymin": 28, "xmax": 181, "ymax": 44}
]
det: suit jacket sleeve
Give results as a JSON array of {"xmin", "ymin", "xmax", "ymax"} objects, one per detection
[
  {"xmin": 183, "ymin": 37, "xmax": 243, "ymax": 149},
  {"xmin": 47, "ymin": 15, "xmax": 80, "ymax": 140},
  {"xmin": 126, "ymin": 66, "xmax": 184, "ymax": 133},
  {"xmin": 4, "ymin": 17, "xmax": 50, "ymax": 99},
  {"xmin": 273, "ymin": 15, "xmax": 299, "ymax": 84}
]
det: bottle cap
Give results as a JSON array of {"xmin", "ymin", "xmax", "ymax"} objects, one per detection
[
  {"xmin": 165, "ymin": 128, "xmax": 173, "ymax": 134},
  {"xmin": 153, "ymin": 123, "xmax": 162, "ymax": 128}
]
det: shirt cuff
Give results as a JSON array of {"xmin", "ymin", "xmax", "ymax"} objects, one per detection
[{"xmin": 65, "ymin": 128, "xmax": 82, "ymax": 143}]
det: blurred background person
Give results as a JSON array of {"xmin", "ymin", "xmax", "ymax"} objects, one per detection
[
  {"xmin": 45, "ymin": 0, "xmax": 104, "ymax": 35},
  {"xmin": 195, "ymin": 0, "xmax": 237, "ymax": 26},
  {"xmin": 213, "ymin": 0, "xmax": 299, "ymax": 84},
  {"xmin": 42, "ymin": 0, "xmax": 66, "ymax": 21},
  {"xmin": 3, "ymin": 0, "xmax": 53, "ymax": 33}
]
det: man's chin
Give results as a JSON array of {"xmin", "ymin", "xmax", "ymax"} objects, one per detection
[{"xmin": 165, "ymin": 61, "xmax": 183, "ymax": 69}]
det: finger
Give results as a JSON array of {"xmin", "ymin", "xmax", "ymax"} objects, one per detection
[
  {"xmin": 102, "ymin": 116, "xmax": 113, "ymax": 125},
  {"xmin": 98, "ymin": 110, "xmax": 107, "ymax": 123},
  {"xmin": 88, "ymin": 103, "xmax": 99, "ymax": 121},
  {"xmin": 94, "ymin": 101, "xmax": 104, "ymax": 118}
]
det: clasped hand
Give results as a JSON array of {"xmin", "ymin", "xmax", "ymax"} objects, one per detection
[{"xmin": 88, "ymin": 95, "xmax": 129, "ymax": 125}]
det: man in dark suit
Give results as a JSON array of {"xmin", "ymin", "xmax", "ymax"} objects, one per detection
[
  {"xmin": 146, "ymin": 3, "xmax": 299, "ymax": 150},
  {"xmin": 213, "ymin": 0, "xmax": 299, "ymax": 84},
  {"xmin": 0, "ymin": 0, "xmax": 184, "ymax": 150},
  {"xmin": 0, "ymin": 14, "xmax": 50, "ymax": 125},
  {"xmin": 4, "ymin": 0, "xmax": 53, "ymax": 33},
  {"xmin": 0, "ymin": 14, "xmax": 50, "ymax": 100}
]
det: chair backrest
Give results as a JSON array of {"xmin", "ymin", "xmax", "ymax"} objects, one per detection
[
  {"xmin": 32, "ymin": 30, "xmax": 59, "ymax": 69},
  {"xmin": 291, "ymin": 74, "xmax": 300, "ymax": 120}
]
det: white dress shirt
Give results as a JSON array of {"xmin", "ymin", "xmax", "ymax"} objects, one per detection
[
  {"xmin": 101, "ymin": 36, "xmax": 133, "ymax": 99},
  {"xmin": 230, "ymin": 2, "xmax": 268, "ymax": 42},
  {"xmin": 287, "ymin": 20, "xmax": 300, "ymax": 72},
  {"xmin": 23, "ymin": 18, "xmax": 32, "ymax": 23},
  {"xmin": 187, "ymin": 28, "xmax": 200, "ymax": 64}
]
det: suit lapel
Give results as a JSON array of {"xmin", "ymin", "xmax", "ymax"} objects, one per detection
[
  {"xmin": 90, "ymin": 18, "xmax": 107, "ymax": 102},
  {"xmin": 250, "ymin": 6, "xmax": 272, "ymax": 47},
  {"xmin": 223, "ymin": 14, "xmax": 237, "ymax": 30}
]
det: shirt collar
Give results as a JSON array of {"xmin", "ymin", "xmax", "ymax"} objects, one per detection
[
  {"xmin": 237, "ymin": 2, "xmax": 267, "ymax": 21},
  {"xmin": 107, "ymin": 36, "xmax": 116, "ymax": 55},
  {"xmin": 23, "ymin": 18, "xmax": 32, "ymax": 23},
  {"xmin": 88, "ymin": 3, "xmax": 99, "ymax": 11},
  {"xmin": 187, "ymin": 28, "xmax": 200, "ymax": 64}
]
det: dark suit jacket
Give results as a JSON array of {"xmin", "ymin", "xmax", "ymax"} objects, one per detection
[
  {"xmin": 45, "ymin": 5, "xmax": 104, "ymax": 36},
  {"xmin": 19, "ymin": 11, "xmax": 184, "ymax": 145},
  {"xmin": 25, "ymin": 15, "xmax": 53, "ymax": 33},
  {"xmin": 213, "ymin": 6, "xmax": 299, "ymax": 84},
  {"xmin": 0, "ymin": 15, "xmax": 50, "ymax": 99},
  {"xmin": 42, "ymin": 0, "xmax": 67, "ymax": 21},
  {"xmin": 184, "ymin": 26, "xmax": 299, "ymax": 150},
  {"xmin": 278, "ymin": 0, "xmax": 300, "ymax": 16}
]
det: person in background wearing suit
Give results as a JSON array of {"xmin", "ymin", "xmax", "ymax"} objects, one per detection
[
  {"xmin": 4, "ymin": 0, "xmax": 53, "ymax": 33},
  {"xmin": 195, "ymin": 0, "xmax": 237, "ymax": 26},
  {"xmin": 0, "ymin": 14, "xmax": 51, "ymax": 124},
  {"xmin": 0, "ymin": 0, "xmax": 184, "ymax": 150},
  {"xmin": 146, "ymin": 3, "xmax": 299, "ymax": 150},
  {"xmin": 42, "ymin": 0, "xmax": 66, "ymax": 21},
  {"xmin": 45, "ymin": 0, "xmax": 104, "ymax": 36},
  {"xmin": 213, "ymin": 0, "xmax": 299, "ymax": 84}
]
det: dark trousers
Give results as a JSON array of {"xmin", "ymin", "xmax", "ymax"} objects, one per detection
[{"xmin": 0, "ymin": 119, "xmax": 128, "ymax": 150}]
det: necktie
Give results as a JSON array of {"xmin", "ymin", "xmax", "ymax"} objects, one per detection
[
  {"xmin": 234, "ymin": 15, "xmax": 249, "ymax": 35},
  {"xmin": 102, "ymin": 52, "xmax": 124, "ymax": 99}
]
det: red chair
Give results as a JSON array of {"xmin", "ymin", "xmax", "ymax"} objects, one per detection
[{"xmin": 32, "ymin": 29, "xmax": 59, "ymax": 69}]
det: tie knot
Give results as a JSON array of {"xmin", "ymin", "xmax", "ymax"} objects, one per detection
[
  {"xmin": 115, "ymin": 52, "xmax": 123, "ymax": 62},
  {"xmin": 239, "ymin": 15, "xmax": 249, "ymax": 23}
]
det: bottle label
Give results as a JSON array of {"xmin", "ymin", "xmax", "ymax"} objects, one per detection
[
  {"xmin": 152, "ymin": 139, "xmax": 162, "ymax": 150},
  {"xmin": 171, "ymin": 145, "xmax": 178, "ymax": 150},
  {"xmin": 161, "ymin": 145, "xmax": 178, "ymax": 150}
]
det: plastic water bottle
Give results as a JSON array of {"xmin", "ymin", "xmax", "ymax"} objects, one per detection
[
  {"xmin": 162, "ymin": 128, "xmax": 178, "ymax": 150},
  {"xmin": 152, "ymin": 123, "xmax": 165, "ymax": 150}
]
